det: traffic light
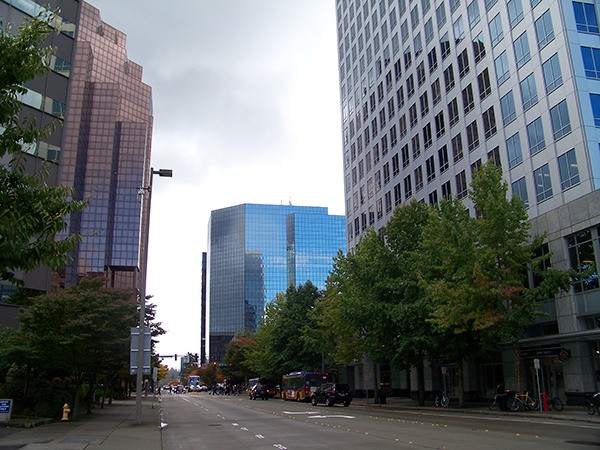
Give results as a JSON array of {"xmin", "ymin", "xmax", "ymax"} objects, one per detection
[{"xmin": 175, "ymin": 354, "xmax": 177, "ymax": 361}]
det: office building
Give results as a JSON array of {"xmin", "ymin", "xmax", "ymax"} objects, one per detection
[
  {"xmin": 335, "ymin": 0, "xmax": 600, "ymax": 402},
  {"xmin": 206, "ymin": 204, "xmax": 346, "ymax": 362},
  {"xmin": 0, "ymin": 0, "xmax": 152, "ymax": 298},
  {"xmin": 57, "ymin": 2, "xmax": 153, "ymax": 290}
]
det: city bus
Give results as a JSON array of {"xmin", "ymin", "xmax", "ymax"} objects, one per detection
[
  {"xmin": 281, "ymin": 371, "xmax": 331, "ymax": 401},
  {"xmin": 188, "ymin": 375, "xmax": 201, "ymax": 392}
]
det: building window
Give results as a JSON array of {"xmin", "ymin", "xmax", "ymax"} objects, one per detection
[
  {"xmin": 423, "ymin": 123, "xmax": 433, "ymax": 149},
  {"xmin": 542, "ymin": 53, "xmax": 563, "ymax": 93},
  {"xmin": 414, "ymin": 32, "xmax": 423, "ymax": 57},
  {"xmin": 404, "ymin": 48, "xmax": 413, "ymax": 70},
  {"xmin": 394, "ymin": 182, "xmax": 402, "ymax": 206},
  {"xmin": 506, "ymin": 132, "xmax": 523, "ymax": 168},
  {"xmin": 455, "ymin": 170, "xmax": 467, "ymax": 199},
  {"xmin": 412, "ymin": 134, "xmax": 421, "ymax": 159},
  {"xmin": 526, "ymin": 117, "xmax": 546, "ymax": 155},
  {"xmin": 550, "ymin": 100, "xmax": 571, "ymax": 140},
  {"xmin": 397, "ymin": 86, "xmax": 405, "ymax": 108},
  {"xmin": 407, "ymin": 74, "xmax": 415, "ymax": 98},
  {"xmin": 511, "ymin": 176, "xmax": 529, "ymax": 208},
  {"xmin": 426, "ymin": 155, "xmax": 436, "ymax": 182},
  {"xmin": 409, "ymin": 103, "xmax": 418, "ymax": 127},
  {"xmin": 411, "ymin": 4, "xmax": 420, "ymax": 29},
  {"xmin": 463, "ymin": 84, "xmax": 475, "ymax": 114},
  {"xmin": 383, "ymin": 162, "xmax": 391, "ymax": 184},
  {"xmin": 467, "ymin": 0, "xmax": 480, "ymax": 28},
  {"xmin": 533, "ymin": 163, "xmax": 553, "ymax": 202},
  {"xmin": 390, "ymin": 124, "xmax": 398, "ymax": 147},
  {"xmin": 429, "ymin": 190, "xmax": 439, "ymax": 205},
  {"xmin": 458, "ymin": 48, "xmax": 470, "ymax": 78},
  {"xmin": 567, "ymin": 227, "xmax": 599, "ymax": 292},
  {"xmin": 485, "ymin": 0, "xmax": 498, "ymax": 12},
  {"xmin": 483, "ymin": 106, "xmax": 497, "ymax": 139},
  {"xmin": 582, "ymin": 47, "xmax": 600, "ymax": 79},
  {"xmin": 437, "ymin": 2, "xmax": 447, "ymax": 27},
  {"xmin": 415, "ymin": 166, "xmax": 424, "ymax": 191},
  {"xmin": 489, "ymin": 13, "xmax": 504, "ymax": 47},
  {"xmin": 535, "ymin": 10, "xmax": 555, "ymax": 49},
  {"xmin": 558, "ymin": 148, "xmax": 580, "ymax": 190},
  {"xmin": 444, "ymin": 64, "xmax": 456, "ymax": 92},
  {"xmin": 441, "ymin": 180, "xmax": 452, "ymax": 199},
  {"xmin": 402, "ymin": 144, "xmax": 410, "ymax": 168},
  {"xmin": 573, "ymin": 1, "xmax": 600, "ymax": 34},
  {"xmin": 448, "ymin": 97, "xmax": 460, "ymax": 127},
  {"xmin": 592, "ymin": 94, "xmax": 600, "ymax": 127},
  {"xmin": 471, "ymin": 158, "xmax": 482, "ymax": 177},
  {"xmin": 419, "ymin": 91, "xmax": 429, "ymax": 117},
  {"xmin": 500, "ymin": 90, "xmax": 517, "ymax": 125},
  {"xmin": 488, "ymin": 146, "xmax": 501, "ymax": 167},
  {"xmin": 466, "ymin": 120, "xmax": 480, "ymax": 151},
  {"xmin": 425, "ymin": 17, "xmax": 434, "ymax": 44},
  {"xmin": 477, "ymin": 68, "xmax": 492, "ymax": 100},
  {"xmin": 385, "ymin": 190, "xmax": 393, "ymax": 213},
  {"xmin": 439, "ymin": 145, "xmax": 449, "ymax": 173},
  {"xmin": 428, "ymin": 48, "xmax": 438, "ymax": 73},
  {"xmin": 435, "ymin": 111, "xmax": 446, "ymax": 138},
  {"xmin": 441, "ymin": 32, "xmax": 451, "ymax": 59},
  {"xmin": 417, "ymin": 62, "xmax": 426, "ymax": 86},
  {"xmin": 473, "ymin": 32, "xmax": 486, "ymax": 64},
  {"xmin": 507, "ymin": 0, "xmax": 524, "ymax": 27},
  {"xmin": 399, "ymin": 114, "xmax": 407, "ymax": 137},
  {"xmin": 392, "ymin": 153, "xmax": 400, "ymax": 177},
  {"xmin": 520, "ymin": 73, "xmax": 538, "ymax": 111},
  {"xmin": 452, "ymin": 133, "xmax": 464, "ymax": 162},
  {"xmin": 432, "ymin": 78, "xmax": 442, "ymax": 105},
  {"xmin": 495, "ymin": 51, "xmax": 510, "ymax": 85},
  {"xmin": 514, "ymin": 32, "xmax": 531, "ymax": 69},
  {"xmin": 404, "ymin": 174, "xmax": 413, "ymax": 199}
]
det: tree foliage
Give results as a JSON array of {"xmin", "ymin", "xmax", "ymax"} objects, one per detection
[{"xmin": 0, "ymin": 12, "xmax": 87, "ymax": 285}]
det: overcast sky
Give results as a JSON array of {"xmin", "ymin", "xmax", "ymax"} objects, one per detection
[{"xmin": 86, "ymin": 0, "xmax": 344, "ymax": 364}]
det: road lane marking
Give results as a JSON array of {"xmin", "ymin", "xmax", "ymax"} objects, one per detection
[
  {"xmin": 283, "ymin": 411, "xmax": 319, "ymax": 414},
  {"xmin": 255, "ymin": 434, "xmax": 265, "ymax": 439},
  {"xmin": 307, "ymin": 415, "xmax": 355, "ymax": 419}
]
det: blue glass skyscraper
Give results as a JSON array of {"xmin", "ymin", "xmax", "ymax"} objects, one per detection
[{"xmin": 206, "ymin": 204, "xmax": 346, "ymax": 362}]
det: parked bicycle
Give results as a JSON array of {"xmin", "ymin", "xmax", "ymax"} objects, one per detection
[
  {"xmin": 547, "ymin": 396, "xmax": 564, "ymax": 412},
  {"xmin": 509, "ymin": 391, "xmax": 539, "ymax": 411},
  {"xmin": 585, "ymin": 392, "xmax": 600, "ymax": 415},
  {"xmin": 434, "ymin": 390, "xmax": 449, "ymax": 407}
]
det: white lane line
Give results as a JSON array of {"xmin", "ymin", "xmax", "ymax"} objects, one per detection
[
  {"xmin": 255, "ymin": 434, "xmax": 265, "ymax": 439},
  {"xmin": 283, "ymin": 411, "xmax": 319, "ymax": 415},
  {"xmin": 307, "ymin": 415, "xmax": 355, "ymax": 419}
]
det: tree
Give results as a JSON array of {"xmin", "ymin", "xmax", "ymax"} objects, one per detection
[
  {"xmin": 0, "ymin": 11, "xmax": 86, "ymax": 285},
  {"xmin": 223, "ymin": 331, "xmax": 258, "ymax": 384},
  {"xmin": 0, "ymin": 278, "xmax": 137, "ymax": 418}
]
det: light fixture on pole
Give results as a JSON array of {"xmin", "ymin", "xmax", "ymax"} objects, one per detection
[{"xmin": 135, "ymin": 167, "xmax": 172, "ymax": 425}]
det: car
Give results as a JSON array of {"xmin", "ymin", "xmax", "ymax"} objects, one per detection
[
  {"xmin": 249, "ymin": 383, "xmax": 276, "ymax": 400},
  {"xmin": 310, "ymin": 383, "xmax": 353, "ymax": 407}
]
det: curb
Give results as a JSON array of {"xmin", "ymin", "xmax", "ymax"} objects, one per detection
[{"xmin": 3, "ymin": 417, "xmax": 54, "ymax": 428}]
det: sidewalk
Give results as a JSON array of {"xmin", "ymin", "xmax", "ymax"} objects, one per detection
[
  {"xmin": 0, "ymin": 396, "xmax": 161, "ymax": 450},
  {"xmin": 351, "ymin": 395, "xmax": 600, "ymax": 424}
]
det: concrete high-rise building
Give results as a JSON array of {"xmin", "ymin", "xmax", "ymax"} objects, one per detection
[
  {"xmin": 206, "ymin": 204, "xmax": 346, "ymax": 362},
  {"xmin": 335, "ymin": 0, "xmax": 600, "ymax": 402}
]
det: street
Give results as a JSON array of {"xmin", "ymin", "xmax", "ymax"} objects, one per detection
[{"xmin": 160, "ymin": 393, "xmax": 600, "ymax": 449}]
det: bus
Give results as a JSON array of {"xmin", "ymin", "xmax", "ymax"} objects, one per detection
[
  {"xmin": 188, "ymin": 375, "xmax": 201, "ymax": 392},
  {"xmin": 281, "ymin": 371, "xmax": 332, "ymax": 401}
]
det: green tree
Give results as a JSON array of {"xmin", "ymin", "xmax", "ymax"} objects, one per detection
[
  {"xmin": 223, "ymin": 331, "xmax": 258, "ymax": 384},
  {"xmin": 0, "ymin": 278, "xmax": 137, "ymax": 418},
  {"xmin": 0, "ymin": 11, "xmax": 86, "ymax": 285}
]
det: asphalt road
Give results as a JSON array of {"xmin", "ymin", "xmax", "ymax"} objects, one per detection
[{"xmin": 160, "ymin": 393, "xmax": 600, "ymax": 449}]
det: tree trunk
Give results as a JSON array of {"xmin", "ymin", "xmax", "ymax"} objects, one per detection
[
  {"xmin": 372, "ymin": 360, "xmax": 380, "ymax": 404},
  {"xmin": 456, "ymin": 358, "xmax": 465, "ymax": 408},
  {"xmin": 513, "ymin": 342, "xmax": 522, "ymax": 392},
  {"xmin": 86, "ymin": 373, "xmax": 96, "ymax": 414},
  {"xmin": 72, "ymin": 378, "xmax": 83, "ymax": 420},
  {"xmin": 417, "ymin": 358, "xmax": 425, "ymax": 406}
]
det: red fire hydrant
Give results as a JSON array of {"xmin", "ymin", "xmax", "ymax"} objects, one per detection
[{"xmin": 541, "ymin": 392, "xmax": 548, "ymax": 412}]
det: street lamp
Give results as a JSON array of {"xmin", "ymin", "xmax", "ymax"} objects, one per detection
[{"xmin": 135, "ymin": 167, "xmax": 172, "ymax": 425}]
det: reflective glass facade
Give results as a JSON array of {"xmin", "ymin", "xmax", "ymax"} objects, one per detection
[
  {"xmin": 58, "ymin": 2, "xmax": 153, "ymax": 289},
  {"xmin": 207, "ymin": 204, "xmax": 346, "ymax": 361}
]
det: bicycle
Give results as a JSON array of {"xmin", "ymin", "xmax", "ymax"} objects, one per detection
[
  {"xmin": 585, "ymin": 392, "xmax": 600, "ymax": 415},
  {"xmin": 434, "ymin": 390, "xmax": 449, "ymax": 407},
  {"xmin": 547, "ymin": 396, "xmax": 564, "ymax": 412},
  {"xmin": 509, "ymin": 391, "xmax": 539, "ymax": 411}
]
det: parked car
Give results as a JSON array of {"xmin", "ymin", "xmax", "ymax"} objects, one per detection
[
  {"xmin": 310, "ymin": 383, "xmax": 353, "ymax": 407},
  {"xmin": 249, "ymin": 383, "xmax": 276, "ymax": 400}
]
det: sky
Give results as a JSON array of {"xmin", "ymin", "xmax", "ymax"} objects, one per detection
[{"xmin": 86, "ymin": 0, "xmax": 344, "ymax": 364}]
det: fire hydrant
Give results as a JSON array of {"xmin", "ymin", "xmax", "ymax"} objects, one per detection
[{"xmin": 61, "ymin": 403, "xmax": 70, "ymax": 421}]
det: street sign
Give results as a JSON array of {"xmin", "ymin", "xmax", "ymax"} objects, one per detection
[
  {"xmin": 130, "ymin": 327, "xmax": 152, "ymax": 375},
  {"xmin": 0, "ymin": 399, "xmax": 12, "ymax": 422},
  {"xmin": 534, "ymin": 358, "xmax": 541, "ymax": 369}
]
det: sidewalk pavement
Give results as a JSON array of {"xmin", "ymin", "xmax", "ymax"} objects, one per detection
[
  {"xmin": 351, "ymin": 395, "xmax": 600, "ymax": 424},
  {"xmin": 0, "ymin": 396, "xmax": 162, "ymax": 450},
  {"xmin": 0, "ymin": 394, "xmax": 597, "ymax": 449}
]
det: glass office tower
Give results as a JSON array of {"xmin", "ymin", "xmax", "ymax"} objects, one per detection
[
  {"xmin": 335, "ymin": 0, "xmax": 600, "ymax": 402},
  {"xmin": 58, "ymin": 2, "xmax": 153, "ymax": 290},
  {"xmin": 206, "ymin": 204, "xmax": 346, "ymax": 362}
]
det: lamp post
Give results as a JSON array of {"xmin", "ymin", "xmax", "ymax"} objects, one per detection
[{"xmin": 135, "ymin": 167, "xmax": 172, "ymax": 425}]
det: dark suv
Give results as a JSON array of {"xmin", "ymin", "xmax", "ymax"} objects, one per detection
[
  {"xmin": 310, "ymin": 383, "xmax": 353, "ymax": 407},
  {"xmin": 249, "ymin": 383, "xmax": 276, "ymax": 400}
]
